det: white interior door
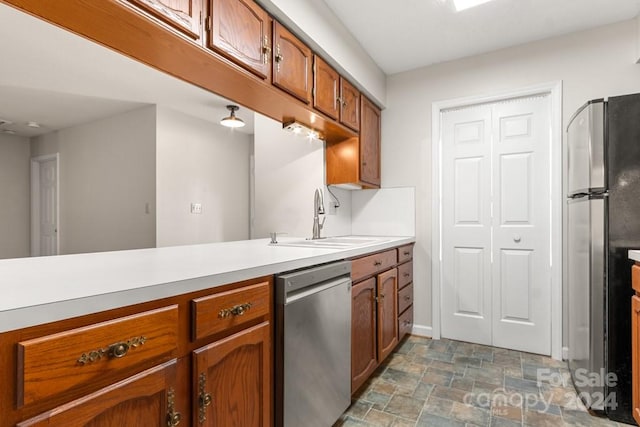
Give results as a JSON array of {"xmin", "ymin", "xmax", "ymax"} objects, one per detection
[
  {"xmin": 441, "ymin": 104, "xmax": 493, "ymax": 345},
  {"xmin": 441, "ymin": 96, "xmax": 552, "ymax": 355},
  {"xmin": 491, "ymin": 97, "xmax": 551, "ymax": 354},
  {"xmin": 31, "ymin": 155, "xmax": 59, "ymax": 256}
]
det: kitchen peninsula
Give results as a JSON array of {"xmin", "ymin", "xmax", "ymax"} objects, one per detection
[{"xmin": 0, "ymin": 236, "xmax": 414, "ymax": 426}]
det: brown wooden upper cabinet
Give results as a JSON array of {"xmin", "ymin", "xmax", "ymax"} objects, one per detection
[
  {"xmin": 126, "ymin": 0, "xmax": 203, "ymax": 41},
  {"xmin": 313, "ymin": 55, "xmax": 339, "ymax": 120},
  {"xmin": 207, "ymin": 0, "xmax": 271, "ymax": 79},
  {"xmin": 360, "ymin": 95, "xmax": 382, "ymax": 187},
  {"xmin": 325, "ymin": 95, "xmax": 381, "ymax": 188},
  {"xmin": 340, "ymin": 78, "xmax": 360, "ymax": 132},
  {"xmin": 272, "ymin": 21, "xmax": 313, "ymax": 104},
  {"xmin": 314, "ymin": 55, "xmax": 361, "ymax": 131}
]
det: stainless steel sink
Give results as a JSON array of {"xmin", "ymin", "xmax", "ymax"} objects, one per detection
[{"xmin": 271, "ymin": 236, "xmax": 387, "ymax": 249}]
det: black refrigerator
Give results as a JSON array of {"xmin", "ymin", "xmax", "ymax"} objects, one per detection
[{"xmin": 567, "ymin": 93, "xmax": 640, "ymax": 425}]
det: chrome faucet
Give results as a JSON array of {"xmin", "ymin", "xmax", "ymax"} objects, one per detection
[{"xmin": 312, "ymin": 187, "xmax": 326, "ymax": 240}]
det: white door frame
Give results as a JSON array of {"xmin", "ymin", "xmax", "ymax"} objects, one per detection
[
  {"xmin": 31, "ymin": 153, "xmax": 60, "ymax": 256},
  {"xmin": 431, "ymin": 81, "xmax": 563, "ymax": 359}
]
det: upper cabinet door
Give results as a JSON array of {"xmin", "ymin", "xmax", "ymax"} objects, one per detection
[
  {"xmin": 127, "ymin": 0, "xmax": 203, "ymax": 40},
  {"xmin": 340, "ymin": 78, "xmax": 360, "ymax": 132},
  {"xmin": 313, "ymin": 55, "xmax": 339, "ymax": 120},
  {"xmin": 208, "ymin": 0, "xmax": 271, "ymax": 79},
  {"xmin": 272, "ymin": 22, "xmax": 313, "ymax": 104},
  {"xmin": 360, "ymin": 96, "xmax": 381, "ymax": 187}
]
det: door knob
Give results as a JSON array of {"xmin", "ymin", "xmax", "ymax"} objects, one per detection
[{"xmin": 513, "ymin": 235, "xmax": 521, "ymax": 243}]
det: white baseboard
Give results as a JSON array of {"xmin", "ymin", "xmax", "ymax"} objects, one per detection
[
  {"xmin": 562, "ymin": 346, "xmax": 569, "ymax": 361},
  {"xmin": 412, "ymin": 324, "xmax": 432, "ymax": 338}
]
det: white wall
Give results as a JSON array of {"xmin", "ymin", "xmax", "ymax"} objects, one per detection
[
  {"xmin": 258, "ymin": 0, "xmax": 386, "ymax": 106},
  {"xmin": 156, "ymin": 107, "xmax": 251, "ymax": 246},
  {"xmin": 383, "ymin": 19, "xmax": 640, "ymax": 333},
  {"xmin": 352, "ymin": 187, "xmax": 415, "ymax": 237},
  {"xmin": 31, "ymin": 106, "xmax": 156, "ymax": 254},
  {"xmin": 252, "ymin": 113, "xmax": 352, "ymax": 239},
  {"xmin": 0, "ymin": 134, "xmax": 30, "ymax": 259}
]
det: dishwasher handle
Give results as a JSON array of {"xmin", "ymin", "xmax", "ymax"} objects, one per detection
[{"xmin": 284, "ymin": 277, "xmax": 351, "ymax": 305}]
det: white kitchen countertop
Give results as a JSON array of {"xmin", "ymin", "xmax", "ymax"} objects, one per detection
[
  {"xmin": 0, "ymin": 235, "xmax": 414, "ymax": 332},
  {"xmin": 629, "ymin": 250, "xmax": 640, "ymax": 262}
]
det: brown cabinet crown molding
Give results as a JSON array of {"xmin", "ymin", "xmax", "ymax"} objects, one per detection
[{"xmin": 0, "ymin": 0, "xmax": 355, "ymax": 143}]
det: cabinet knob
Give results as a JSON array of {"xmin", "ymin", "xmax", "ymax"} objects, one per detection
[
  {"xmin": 373, "ymin": 260, "xmax": 382, "ymax": 266},
  {"xmin": 403, "ymin": 251, "xmax": 410, "ymax": 256},
  {"xmin": 403, "ymin": 273, "xmax": 410, "ymax": 278},
  {"xmin": 513, "ymin": 235, "xmax": 521, "ymax": 243},
  {"xmin": 404, "ymin": 295, "xmax": 411, "ymax": 301}
]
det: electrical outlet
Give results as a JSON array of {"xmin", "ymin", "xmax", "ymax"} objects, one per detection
[{"xmin": 190, "ymin": 203, "xmax": 202, "ymax": 214}]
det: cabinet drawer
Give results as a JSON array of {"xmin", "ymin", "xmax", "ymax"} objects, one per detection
[
  {"xmin": 398, "ymin": 283, "xmax": 413, "ymax": 315},
  {"xmin": 398, "ymin": 306, "xmax": 413, "ymax": 341},
  {"xmin": 17, "ymin": 305, "xmax": 179, "ymax": 407},
  {"xmin": 192, "ymin": 280, "xmax": 270, "ymax": 340},
  {"xmin": 352, "ymin": 249, "xmax": 397, "ymax": 282},
  {"xmin": 398, "ymin": 244, "xmax": 413, "ymax": 264},
  {"xmin": 633, "ymin": 264, "xmax": 640, "ymax": 293},
  {"xmin": 398, "ymin": 261, "xmax": 413, "ymax": 290}
]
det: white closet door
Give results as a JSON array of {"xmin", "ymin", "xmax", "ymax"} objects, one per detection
[
  {"xmin": 440, "ymin": 95, "xmax": 552, "ymax": 355},
  {"xmin": 491, "ymin": 96, "xmax": 551, "ymax": 354},
  {"xmin": 441, "ymin": 105, "xmax": 493, "ymax": 346}
]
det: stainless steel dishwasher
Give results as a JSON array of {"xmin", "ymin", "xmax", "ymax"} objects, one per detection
[{"xmin": 275, "ymin": 261, "xmax": 352, "ymax": 427}]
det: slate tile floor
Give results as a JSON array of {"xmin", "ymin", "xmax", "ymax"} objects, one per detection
[{"xmin": 335, "ymin": 336, "xmax": 627, "ymax": 427}]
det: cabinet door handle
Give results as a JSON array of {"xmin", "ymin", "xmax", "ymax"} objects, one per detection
[
  {"xmin": 198, "ymin": 373, "xmax": 213, "ymax": 424},
  {"xmin": 275, "ymin": 44, "xmax": 284, "ymax": 72},
  {"xmin": 262, "ymin": 35, "xmax": 271, "ymax": 65},
  {"xmin": 167, "ymin": 388, "xmax": 182, "ymax": 427},
  {"xmin": 379, "ymin": 293, "xmax": 385, "ymax": 299}
]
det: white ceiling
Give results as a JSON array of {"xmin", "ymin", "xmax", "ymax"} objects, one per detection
[
  {"xmin": 0, "ymin": 3, "xmax": 254, "ymax": 137},
  {"xmin": 322, "ymin": 0, "xmax": 640, "ymax": 74}
]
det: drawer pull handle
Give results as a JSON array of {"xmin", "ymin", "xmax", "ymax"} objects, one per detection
[
  {"xmin": 403, "ymin": 273, "xmax": 410, "ymax": 278},
  {"xmin": 198, "ymin": 373, "xmax": 213, "ymax": 424},
  {"xmin": 167, "ymin": 388, "xmax": 182, "ymax": 427},
  {"xmin": 77, "ymin": 336, "xmax": 147, "ymax": 365},
  {"xmin": 403, "ymin": 251, "xmax": 411, "ymax": 256},
  {"xmin": 373, "ymin": 260, "xmax": 382, "ymax": 266},
  {"xmin": 219, "ymin": 302, "xmax": 252, "ymax": 318},
  {"xmin": 404, "ymin": 295, "xmax": 411, "ymax": 301},
  {"xmin": 403, "ymin": 320, "xmax": 411, "ymax": 326}
]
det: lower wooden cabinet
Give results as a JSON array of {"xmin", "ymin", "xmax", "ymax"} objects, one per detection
[
  {"xmin": 632, "ymin": 263, "xmax": 640, "ymax": 425},
  {"xmin": 351, "ymin": 247, "xmax": 414, "ymax": 395},
  {"xmin": 18, "ymin": 360, "xmax": 179, "ymax": 427},
  {"xmin": 633, "ymin": 295, "xmax": 640, "ymax": 425},
  {"xmin": 351, "ymin": 277, "xmax": 378, "ymax": 393},
  {"xmin": 377, "ymin": 268, "xmax": 398, "ymax": 362},
  {"xmin": 193, "ymin": 321, "xmax": 271, "ymax": 427},
  {"xmin": 1, "ymin": 276, "xmax": 273, "ymax": 427}
]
